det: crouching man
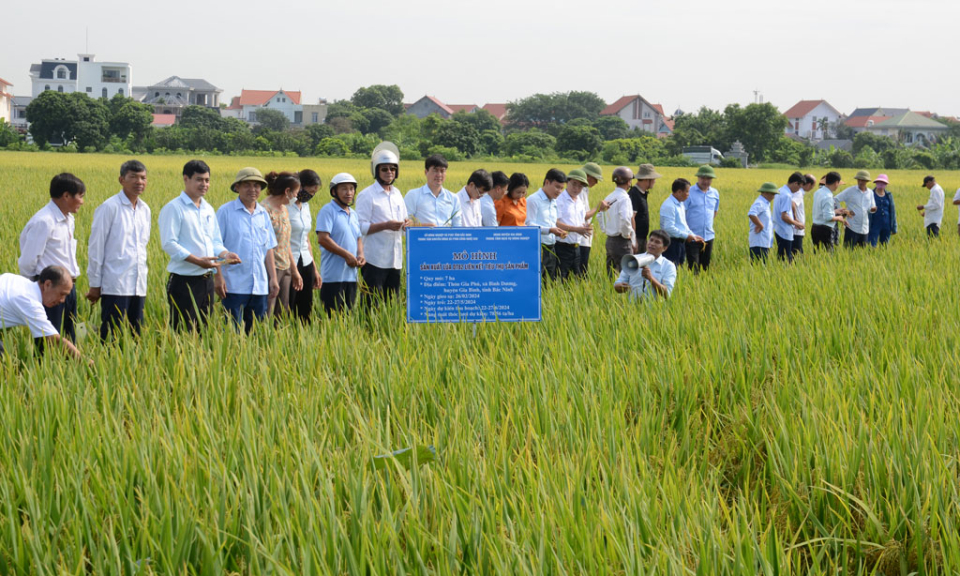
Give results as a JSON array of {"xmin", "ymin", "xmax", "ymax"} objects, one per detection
[{"xmin": 613, "ymin": 229, "xmax": 676, "ymax": 301}]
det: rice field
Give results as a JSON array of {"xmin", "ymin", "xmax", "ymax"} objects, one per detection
[{"xmin": 2, "ymin": 151, "xmax": 960, "ymax": 575}]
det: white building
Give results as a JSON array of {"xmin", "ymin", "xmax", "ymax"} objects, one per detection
[
  {"xmin": 0, "ymin": 78, "xmax": 12, "ymax": 123},
  {"xmin": 600, "ymin": 95, "xmax": 670, "ymax": 134},
  {"xmin": 29, "ymin": 54, "xmax": 131, "ymax": 99},
  {"xmin": 782, "ymin": 99, "xmax": 842, "ymax": 140},
  {"xmin": 227, "ymin": 89, "xmax": 303, "ymax": 125}
]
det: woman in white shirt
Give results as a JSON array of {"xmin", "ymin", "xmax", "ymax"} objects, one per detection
[{"xmin": 287, "ymin": 169, "xmax": 323, "ymax": 322}]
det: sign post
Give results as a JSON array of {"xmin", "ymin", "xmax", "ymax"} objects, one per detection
[{"xmin": 406, "ymin": 227, "xmax": 541, "ymax": 323}]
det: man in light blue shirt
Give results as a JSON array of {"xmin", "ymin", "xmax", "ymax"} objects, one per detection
[
  {"xmin": 835, "ymin": 170, "xmax": 877, "ymax": 248},
  {"xmin": 811, "ymin": 171, "xmax": 846, "ymax": 251},
  {"xmin": 684, "ymin": 165, "xmax": 720, "ymax": 273},
  {"xmin": 525, "ymin": 168, "xmax": 568, "ymax": 281},
  {"xmin": 614, "ymin": 230, "xmax": 676, "ymax": 300},
  {"xmin": 158, "ymin": 160, "xmax": 238, "ymax": 332},
  {"xmin": 659, "ymin": 178, "xmax": 704, "ymax": 266},
  {"xmin": 404, "ymin": 154, "xmax": 462, "ymax": 227},
  {"xmin": 215, "ymin": 167, "xmax": 279, "ymax": 334},
  {"xmin": 773, "ymin": 173, "xmax": 805, "ymax": 262},
  {"xmin": 317, "ymin": 173, "xmax": 365, "ymax": 316},
  {"xmin": 481, "ymin": 171, "xmax": 509, "ymax": 226},
  {"xmin": 748, "ymin": 183, "xmax": 778, "ymax": 262}
]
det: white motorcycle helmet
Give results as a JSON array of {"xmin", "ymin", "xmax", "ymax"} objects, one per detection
[
  {"xmin": 370, "ymin": 141, "xmax": 401, "ymax": 180},
  {"xmin": 329, "ymin": 172, "xmax": 358, "ymax": 198}
]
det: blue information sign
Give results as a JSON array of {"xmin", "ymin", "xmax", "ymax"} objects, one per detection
[{"xmin": 406, "ymin": 227, "xmax": 541, "ymax": 323}]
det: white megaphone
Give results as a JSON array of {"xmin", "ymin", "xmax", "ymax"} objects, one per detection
[{"xmin": 621, "ymin": 253, "xmax": 656, "ymax": 275}]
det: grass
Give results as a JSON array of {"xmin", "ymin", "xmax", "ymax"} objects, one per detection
[{"xmin": 1, "ymin": 151, "xmax": 959, "ymax": 574}]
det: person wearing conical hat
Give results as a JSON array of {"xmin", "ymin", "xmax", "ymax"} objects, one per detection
[
  {"xmin": 628, "ymin": 164, "xmax": 662, "ymax": 254},
  {"xmin": 683, "ymin": 165, "xmax": 720, "ymax": 273},
  {"xmin": 835, "ymin": 169, "xmax": 878, "ymax": 248}
]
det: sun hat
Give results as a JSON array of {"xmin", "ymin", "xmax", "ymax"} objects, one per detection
[
  {"xmin": 581, "ymin": 162, "xmax": 603, "ymax": 182},
  {"xmin": 758, "ymin": 182, "xmax": 779, "ymax": 194},
  {"xmin": 566, "ymin": 169, "xmax": 589, "ymax": 185},
  {"xmin": 231, "ymin": 167, "xmax": 268, "ymax": 192},
  {"xmin": 636, "ymin": 164, "xmax": 663, "ymax": 180},
  {"xmin": 874, "ymin": 174, "xmax": 889, "ymax": 185},
  {"xmin": 695, "ymin": 165, "xmax": 716, "ymax": 179},
  {"xmin": 854, "ymin": 169, "xmax": 871, "ymax": 182}
]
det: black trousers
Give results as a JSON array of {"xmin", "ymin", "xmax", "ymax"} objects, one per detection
[
  {"xmin": 289, "ymin": 256, "xmax": 316, "ymax": 322},
  {"xmin": 100, "ymin": 294, "xmax": 145, "ymax": 340},
  {"xmin": 927, "ymin": 223, "xmax": 940, "ymax": 238},
  {"xmin": 791, "ymin": 235, "xmax": 804, "ymax": 255},
  {"xmin": 605, "ymin": 236, "xmax": 632, "ymax": 276},
  {"xmin": 749, "ymin": 247, "xmax": 769, "ymax": 262},
  {"xmin": 166, "ymin": 273, "xmax": 215, "ymax": 332},
  {"xmin": 35, "ymin": 284, "xmax": 77, "ymax": 356},
  {"xmin": 775, "ymin": 234, "xmax": 794, "ymax": 262},
  {"xmin": 811, "ymin": 224, "xmax": 835, "ymax": 251},
  {"xmin": 843, "ymin": 229, "xmax": 868, "ymax": 248},
  {"xmin": 662, "ymin": 238, "xmax": 686, "ymax": 267},
  {"xmin": 555, "ymin": 242, "xmax": 581, "ymax": 280},
  {"xmin": 685, "ymin": 239, "xmax": 714, "ymax": 273},
  {"xmin": 320, "ymin": 282, "xmax": 358, "ymax": 316},
  {"xmin": 577, "ymin": 246, "xmax": 591, "ymax": 277},
  {"xmin": 361, "ymin": 264, "xmax": 401, "ymax": 305},
  {"xmin": 541, "ymin": 244, "xmax": 559, "ymax": 281}
]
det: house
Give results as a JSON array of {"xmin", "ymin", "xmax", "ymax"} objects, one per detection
[
  {"xmin": 233, "ymin": 89, "xmax": 303, "ymax": 125},
  {"xmin": 302, "ymin": 99, "xmax": 328, "ymax": 125},
  {"xmin": 600, "ymin": 95, "xmax": 670, "ymax": 134},
  {"xmin": 29, "ymin": 54, "xmax": 131, "ymax": 99},
  {"xmin": 482, "ymin": 103, "xmax": 508, "ymax": 125},
  {"xmin": 406, "ymin": 96, "xmax": 455, "ymax": 119},
  {"xmin": 447, "ymin": 104, "xmax": 478, "ymax": 114},
  {"xmin": 10, "ymin": 96, "xmax": 32, "ymax": 130},
  {"xmin": 151, "ymin": 114, "xmax": 177, "ymax": 128},
  {"xmin": 843, "ymin": 115, "xmax": 891, "ymax": 134},
  {"xmin": 136, "ymin": 76, "xmax": 222, "ymax": 118},
  {"xmin": 782, "ymin": 99, "xmax": 842, "ymax": 140},
  {"xmin": 866, "ymin": 112, "xmax": 948, "ymax": 146},
  {"xmin": 0, "ymin": 78, "xmax": 12, "ymax": 123},
  {"xmin": 848, "ymin": 106, "xmax": 910, "ymax": 119}
]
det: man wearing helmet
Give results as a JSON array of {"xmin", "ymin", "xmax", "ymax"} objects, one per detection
[
  {"xmin": 317, "ymin": 173, "xmax": 365, "ymax": 315},
  {"xmin": 356, "ymin": 144, "xmax": 411, "ymax": 304}
]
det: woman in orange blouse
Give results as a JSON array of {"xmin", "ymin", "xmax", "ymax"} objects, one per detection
[{"xmin": 496, "ymin": 172, "xmax": 529, "ymax": 226}]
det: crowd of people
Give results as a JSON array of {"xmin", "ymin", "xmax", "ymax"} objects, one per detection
[{"xmin": 2, "ymin": 141, "xmax": 958, "ymax": 364}]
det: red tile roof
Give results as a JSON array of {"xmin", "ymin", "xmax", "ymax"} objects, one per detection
[
  {"xmin": 482, "ymin": 103, "xmax": 508, "ymax": 122},
  {"xmin": 151, "ymin": 113, "xmax": 177, "ymax": 127},
  {"xmin": 0, "ymin": 77, "xmax": 12, "ymax": 87},
  {"xmin": 601, "ymin": 95, "xmax": 640, "ymax": 116},
  {"xmin": 844, "ymin": 115, "xmax": 890, "ymax": 128},
  {"xmin": 448, "ymin": 104, "xmax": 478, "ymax": 114},
  {"xmin": 783, "ymin": 100, "xmax": 828, "ymax": 118},
  {"xmin": 651, "ymin": 103, "xmax": 666, "ymax": 116},
  {"xmin": 914, "ymin": 111, "xmax": 933, "ymax": 118},
  {"xmin": 238, "ymin": 89, "xmax": 302, "ymax": 106},
  {"xmin": 421, "ymin": 95, "xmax": 454, "ymax": 116}
]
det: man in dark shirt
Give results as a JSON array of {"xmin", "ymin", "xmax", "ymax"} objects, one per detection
[{"xmin": 627, "ymin": 164, "xmax": 662, "ymax": 253}]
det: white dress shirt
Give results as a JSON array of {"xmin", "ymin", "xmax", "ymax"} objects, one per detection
[
  {"xmin": 812, "ymin": 187, "xmax": 837, "ymax": 228},
  {"xmin": 18, "ymin": 201, "xmax": 80, "ymax": 279},
  {"xmin": 356, "ymin": 182, "xmax": 407, "ymax": 269},
  {"xmin": 600, "ymin": 188, "xmax": 634, "ymax": 240},
  {"xmin": 404, "ymin": 185, "xmax": 461, "ymax": 227},
  {"xmin": 158, "ymin": 192, "xmax": 228, "ymax": 276},
  {"xmin": 748, "ymin": 195, "xmax": 774, "ymax": 249},
  {"xmin": 287, "ymin": 201, "xmax": 313, "ymax": 266},
  {"xmin": 0, "ymin": 273, "xmax": 58, "ymax": 337},
  {"xmin": 480, "ymin": 194, "xmax": 498, "ymax": 227},
  {"xmin": 922, "ymin": 184, "xmax": 945, "ymax": 227},
  {"xmin": 456, "ymin": 188, "xmax": 482, "ymax": 227},
  {"xmin": 580, "ymin": 189, "xmax": 593, "ymax": 248},
  {"xmin": 791, "ymin": 188, "xmax": 806, "ymax": 237},
  {"xmin": 87, "ymin": 192, "xmax": 151, "ymax": 296},
  {"xmin": 556, "ymin": 190, "xmax": 588, "ymax": 245},
  {"xmin": 835, "ymin": 186, "xmax": 877, "ymax": 234},
  {"xmin": 614, "ymin": 254, "xmax": 677, "ymax": 300},
  {"xmin": 524, "ymin": 189, "xmax": 559, "ymax": 245}
]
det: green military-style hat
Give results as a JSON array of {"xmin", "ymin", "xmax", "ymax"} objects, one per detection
[
  {"xmin": 582, "ymin": 162, "xmax": 603, "ymax": 181},
  {"xmin": 758, "ymin": 182, "xmax": 779, "ymax": 194},
  {"xmin": 695, "ymin": 165, "xmax": 717, "ymax": 179},
  {"xmin": 566, "ymin": 168, "xmax": 589, "ymax": 185},
  {"xmin": 854, "ymin": 169, "xmax": 871, "ymax": 181}
]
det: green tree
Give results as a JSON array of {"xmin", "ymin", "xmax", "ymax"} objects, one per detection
[
  {"xmin": 556, "ymin": 124, "xmax": 603, "ymax": 160},
  {"xmin": 305, "ymin": 124, "xmax": 335, "ymax": 148},
  {"xmin": 667, "ymin": 106, "xmax": 727, "ymax": 155},
  {"xmin": 180, "ymin": 105, "xmax": 227, "ymax": 130},
  {"xmin": 360, "ymin": 108, "xmax": 395, "ymax": 135},
  {"xmin": 592, "ymin": 116, "xmax": 631, "ymax": 141},
  {"xmin": 502, "ymin": 130, "xmax": 556, "ymax": 159},
  {"xmin": 381, "ymin": 114, "xmax": 422, "ymax": 150},
  {"xmin": 255, "ymin": 108, "xmax": 289, "ymax": 133},
  {"xmin": 351, "ymin": 85, "xmax": 404, "ymax": 116},
  {"xmin": 452, "ymin": 109, "xmax": 501, "ymax": 134},
  {"xmin": 723, "ymin": 103, "xmax": 788, "ymax": 162},
  {"xmin": 110, "ymin": 99, "xmax": 154, "ymax": 144},
  {"xmin": 27, "ymin": 91, "xmax": 110, "ymax": 149},
  {"xmin": 433, "ymin": 122, "xmax": 480, "ymax": 157},
  {"xmin": 0, "ymin": 120, "xmax": 22, "ymax": 147},
  {"xmin": 506, "ymin": 91, "xmax": 607, "ymax": 133},
  {"xmin": 852, "ymin": 131, "xmax": 896, "ymax": 155}
]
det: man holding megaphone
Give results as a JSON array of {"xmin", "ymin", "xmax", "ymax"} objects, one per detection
[{"xmin": 614, "ymin": 229, "xmax": 676, "ymax": 301}]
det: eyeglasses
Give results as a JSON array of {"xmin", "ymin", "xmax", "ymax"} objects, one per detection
[{"xmin": 379, "ymin": 166, "xmax": 397, "ymax": 173}]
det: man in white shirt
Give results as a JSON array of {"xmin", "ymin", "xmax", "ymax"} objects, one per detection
[
  {"xmin": 0, "ymin": 266, "xmax": 84, "ymax": 362},
  {"xmin": 481, "ymin": 171, "xmax": 508, "ymax": 227},
  {"xmin": 404, "ymin": 154, "xmax": 462, "ymax": 227},
  {"xmin": 836, "ymin": 170, "xmax": 877, "ymax": 248},
  {"xmin": 614, "ymin": 230, "xmax": 676, "ymax": 300},
  {"xmin": 791, "ymin": 174, "xmax": 815, "ymax": 255},
  {"xmin": 601, "ymin": 167, "xmax": 637, "ymax": 276},
  {"xmin": 774, "ymin": 173, "xmax": 805, "ymax": 262},
  {"xmin": 356, "ymin": 147, "xmax": 411, "ymax": 303},
  {"xmin": 158, "ymin": 160, "xmax": 239, "ymax": 332},
  {"xmin": 18, "ymin": 173, "xmax": 85, "ymax": 346},
  {"xmin": 748, "ymin": 183, "xmax": 778, "ymax": 262},
  {"xmin": 556, "ymin": 169, "xmax": 594, "ymax": 280},
  {"xmin": 525, "ymin": 168, "xmax": 568, "ymax": 281},
  {"xmin": 917, "ymin": 175, "xmax": 945, "ymax": 237},
  {"xmin": 953, "ymin": 185, "xmax": 960, "ymax": 238},
  {"xmin": 455, "ymin": 169, "xmax": 493, "ymax": 228},
  {"xmin": 85, "ymin": 160, "xmax": 151, "ymax": 340}
]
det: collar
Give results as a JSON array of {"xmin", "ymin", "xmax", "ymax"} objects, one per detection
[
  {"xmin": 373, "ymin": 181, "xmax": 395, "ymax": 195},
  {"xmin": 117, "ymin": 191, "xmax": 136, "ymax": 207},
  {"xmin": 422, "ymin": 184, "xmax": 448, "ymax": 197},
  {"xmin": 458, "ymin": 187, "xmax": 477, "ymax": 203},
  {"xmin": 46, "ymin": 200, "xmax": 69, "ymax": 222},
  {"xmin": 178, "ymin": 191, "xmax": 204, "ymax": 208},
  {"xmin": 232, "ymin": 198, "xmax": 263, "ymax": 213}
]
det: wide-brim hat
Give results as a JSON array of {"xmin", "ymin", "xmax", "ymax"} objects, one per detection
[
  {"xmin": 758, "ymin": 182, "xmax": 779, "ymax": 194},
  {"xmin": 231, "ymin": 167, "xmax": 268, "ymax": 192},
  {"xmin": 695, "ymin": 165, "xmax": 716, "ymax": 179},
  {"xmin": 566, "ymin": 168, "xmax": 589, "ymax": 185},
  {"xmin": 874, "ymin": 174, "xmax": 890, "ymax": 185},
  {"xmin": 636, "ymin": 164, "xmax": 663, "ymax": 180},
  {"xmin": 581, "ymin": 162, "xmax": 604, "ymax": 181},
  {"xmin": 854, "ymin": 169, "xmax": 871, "ymax": 182}
]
